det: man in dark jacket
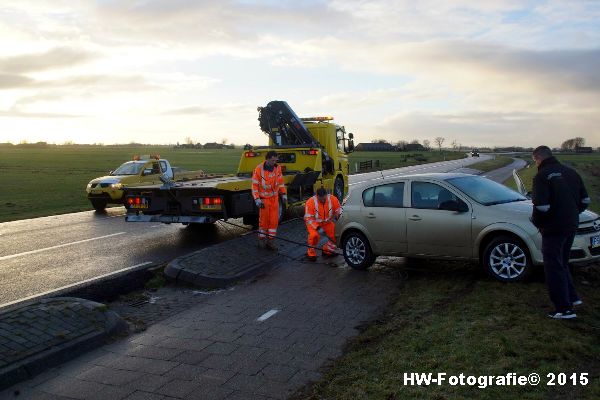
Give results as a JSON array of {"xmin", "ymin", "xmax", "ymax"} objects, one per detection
[{"xmin": 531, "ymin": 146, "xmax": 590, "ymax": 319}]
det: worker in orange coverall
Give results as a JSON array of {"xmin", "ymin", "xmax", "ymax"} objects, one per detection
[
  {"xmin": 304, "ymin": 187, "xmax": 342, "ymax": 261},
  {"xmin": 252, "ymin": 150, "xmax": 287, "ymax": 250}
]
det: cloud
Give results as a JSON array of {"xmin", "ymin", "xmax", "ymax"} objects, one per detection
[
  {"xmin": 161, "ymin": 103, "xmax": 251, "ymax": 116},
  {"xmin": 0, "ymin": 47, "xmax": 95, "ymax": 73},
  {"xmin": 0, "ymin": 73, "xmax": 154, "ymax": 91},
  {"xmin": 373, "ymin": 110, "xmax": 600, "ymax": 147},
  {"xmin": 0, "ymin": 73, "xmax": 35, "ymax": 89},
  {"xmin": 306, "ymin": 89, "xmax": 401, "ymax": 109},
  {"xmin": 0, "ymin": 109, "xmax": 81, "ymax": 118}
]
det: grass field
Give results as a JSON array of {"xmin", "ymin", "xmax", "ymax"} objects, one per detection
[
  {"xmin": 0, "ymin": 146, "xmax": 464, "ymax": 223},
  {"xmin": 298, "ymin": 259, "xmax": 600, "ymax": 400},
  {"xmin": 0, "ymin": 145, "xmax": 244, "ymax": 223},
  {"xmin": 349, "ymin": 150, "xmax": 465, "ymax": 172},
  {"xmin": 468, "ymin": 155, "xmax": 513, "ymax": 172},
  {"xmin": 504, "ymin": 153, "xmax": 600, "ymax": 213}
]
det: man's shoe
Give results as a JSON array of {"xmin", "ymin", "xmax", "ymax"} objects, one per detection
[
  {"xmin": 304, "ymin": 255, "xmax": 317, "ymax": 262},
  {"xmin": 547, "ymin": 310, "xmax": 577, "ymax": 319},
  {"xmin": 322, "ymin": 252, "xmax": 337, "ymax": 258},
  {"xmin": 573, "ymin": 299, "xmax": 583, "ymax": 306},
  {"xmin": 265, "ymin": 241, "xmax": 278, "ymax": 251}
]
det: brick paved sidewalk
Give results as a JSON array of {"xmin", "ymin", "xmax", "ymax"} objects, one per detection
[
  {"xmin": 1, "ymin": 255, "xmax": 401, "ymax": 399},
  {"xmin": 0, "ymin": 298, "xmax": 126, "ymax": 391}
]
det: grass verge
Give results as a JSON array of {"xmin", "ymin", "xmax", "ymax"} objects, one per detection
[
  {"xmin": 298, "ymin": 259, "xmax": 600, "ymax": 400},
  {"xmin": 349, "ymin": 151, "xmax": 465, "ymax": 173},
  {"xmin": 504, "ymin": 154, "xmax": 600, "ymax": 214}
]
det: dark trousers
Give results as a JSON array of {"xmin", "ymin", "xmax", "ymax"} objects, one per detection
[{"xmin": 541, "ymin": 231, "xmax": 578, "ymax": 312}]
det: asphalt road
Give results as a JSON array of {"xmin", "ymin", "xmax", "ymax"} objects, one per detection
[{"xmin": 0, "ymin": 154, "xmax": 500, "ymax": 305}]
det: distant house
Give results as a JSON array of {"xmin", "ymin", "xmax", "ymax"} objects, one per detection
[
  {"xmin": 405, "ymin": 143, "xmax": 425, "ymax": 151},
  {"xmin": 575, "ymin": 146, "xmax": 593, "ymax": 153},
  {"xmin": 355, "ymin": 142, "xmax": 395, "ymax": 151}
]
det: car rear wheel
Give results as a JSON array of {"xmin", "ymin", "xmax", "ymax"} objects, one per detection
[
  {"xmin": 483, "ymin": 236, "xmax": 532, "ymax": 282},
  {"xmin": 90, "ymin": 199, "xmax": 107, "ymax": 211},
  {"xmin": 342, "ymin": 231, "xmax": 376, "ymax": 270}
]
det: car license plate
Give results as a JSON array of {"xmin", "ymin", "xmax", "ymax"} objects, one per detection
[
  {"xmin": 131, "ymin": 204, "xmax": 148, "ymax": 209},
  {"xmin": 200, "ymin": 205, "xmax": 221, "ymax": 210},
  {"xmin": 591, "ymin": 235, "xmax": 600, "ymax": 249}
]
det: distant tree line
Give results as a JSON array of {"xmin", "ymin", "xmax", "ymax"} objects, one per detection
[{"xmin": 560, "ymin": 137, "xmax": 585, "ymax": 151}]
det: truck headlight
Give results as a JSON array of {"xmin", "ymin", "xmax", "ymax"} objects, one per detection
[{"xmin": 110, "ymin": 183, "xmax": 123, "ymax": 190}]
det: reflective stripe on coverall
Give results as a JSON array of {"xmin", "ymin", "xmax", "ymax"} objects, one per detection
[
  {"xmin": 252, "ymin": 163, "xmax": 286, "ymax": 240},
  {"xmin": 304, "ymin": 194, "xmax": 341, "ymax": 257}
]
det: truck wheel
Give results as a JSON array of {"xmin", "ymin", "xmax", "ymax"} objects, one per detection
[
  {"xmin": 333, "ymin": 176, "xmax": 344, "ymax": 202},
  {"xmin": 90, "ymin": 199, "xmax": 107, "ymax": 211},
  {"xmin": 482, "ymin": 236, "xmax": 532, "ymax": 282}
]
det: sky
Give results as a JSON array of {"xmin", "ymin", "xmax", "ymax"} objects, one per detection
[{"xmin": 0, "ymin": 0, "xmax": 599, "ymax": 148}]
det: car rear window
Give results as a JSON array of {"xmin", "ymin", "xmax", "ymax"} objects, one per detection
[{"xmin": 363, "ymin": 182, "xmax": 404, "ymax": 208}]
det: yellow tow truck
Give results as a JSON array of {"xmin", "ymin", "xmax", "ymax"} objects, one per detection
[
  {"xmin": 86, "ymin": 155, "xmax": 205, "ymax": 211},
  {"xmin": 123, "ymin": 100, "xmax": 355, "ymax": 226}
]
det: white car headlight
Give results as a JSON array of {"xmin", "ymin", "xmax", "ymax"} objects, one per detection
[{"xmin": 110, "ymin": 183, "xmax": 123, "ymax": 190}]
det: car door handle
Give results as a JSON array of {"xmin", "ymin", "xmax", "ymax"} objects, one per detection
[
  {"xmin": 408, "ymin": 215, "xmax": 422, "ymax": 221},
  {"xmin": 367, "ymin": 213, "xmax": 376, "ymax": 219}
]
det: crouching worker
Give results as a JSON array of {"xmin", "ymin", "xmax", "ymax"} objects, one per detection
[
  {"xmin": 252, "ymin": 150, "xmax": 287, "ymax": 251},
  {"xmin": 304, "ymin": 188, "xmax": 342, "ymax": 261}
]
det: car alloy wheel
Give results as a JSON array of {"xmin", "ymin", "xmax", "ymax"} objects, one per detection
[
  {"xmin": 483, "ymin": 236, "xmax": 531, "ymax": 282},
  {"xmin": 342, "ymin": 231, "xmax": 375, "ymax": 270}
]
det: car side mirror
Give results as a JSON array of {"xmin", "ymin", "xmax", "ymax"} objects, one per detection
[{"xmin": 109, "ymin": 170, "xmax": 114, "ymax": 175}]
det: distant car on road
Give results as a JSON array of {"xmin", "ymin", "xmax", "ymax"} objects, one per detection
[
  {"xmin": 471, "ymin": 149, "xmax": 480, "ymax": 157},
  {"xmin": 336, "ymin": 173, "xmax": 600, "ymax": 282}
]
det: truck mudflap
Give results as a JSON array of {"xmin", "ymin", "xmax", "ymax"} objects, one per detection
[{"xmin": 125, "ymin": 214, "xmax": 218, "ymax": 224}]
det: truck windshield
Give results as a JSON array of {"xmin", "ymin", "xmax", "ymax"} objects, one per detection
[
  {"xmin": 112, "ymin": 162, "xmax": 145, "ymax": 175},
  {"xmin": 447, "ymin": 176, "xmax": 526, "ymax": 206}
]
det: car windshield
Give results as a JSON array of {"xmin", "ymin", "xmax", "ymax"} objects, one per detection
[
  {"xmin": 447, "ymin": 176, "xmax": 527, "ymax": 206},
  {"xmin": 111, "ymin": 162, "xmax": 144, "ymax": 175}
]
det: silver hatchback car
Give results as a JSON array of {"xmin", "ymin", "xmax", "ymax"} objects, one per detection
[{"xmin": 336, "ymin": 173, "xmax": 600, "ymax": 282}]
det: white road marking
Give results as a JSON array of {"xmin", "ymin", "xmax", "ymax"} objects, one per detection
[
  {"xmin": 0, "ymin": 232, "xmax": 126, "ymax": 261},
  {"xmin": 256, "ymin": 309, "xmax": 279, "ymax": 322},
  {"xmin": 0, "ymin": 261, "xmax": 154, "ymax": 309}
]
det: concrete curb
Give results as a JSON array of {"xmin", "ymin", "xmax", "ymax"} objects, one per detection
[
  {"xmin": 0, "ymin": 297, "xmax": 128, "ymax": 391},
  {"xmin": 166, "ymin": 219, "xmax": 307, "ymax": 288},
  {"xmin": 0, "ymin": 262, "xmax": 162, "ymax": 313}
]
